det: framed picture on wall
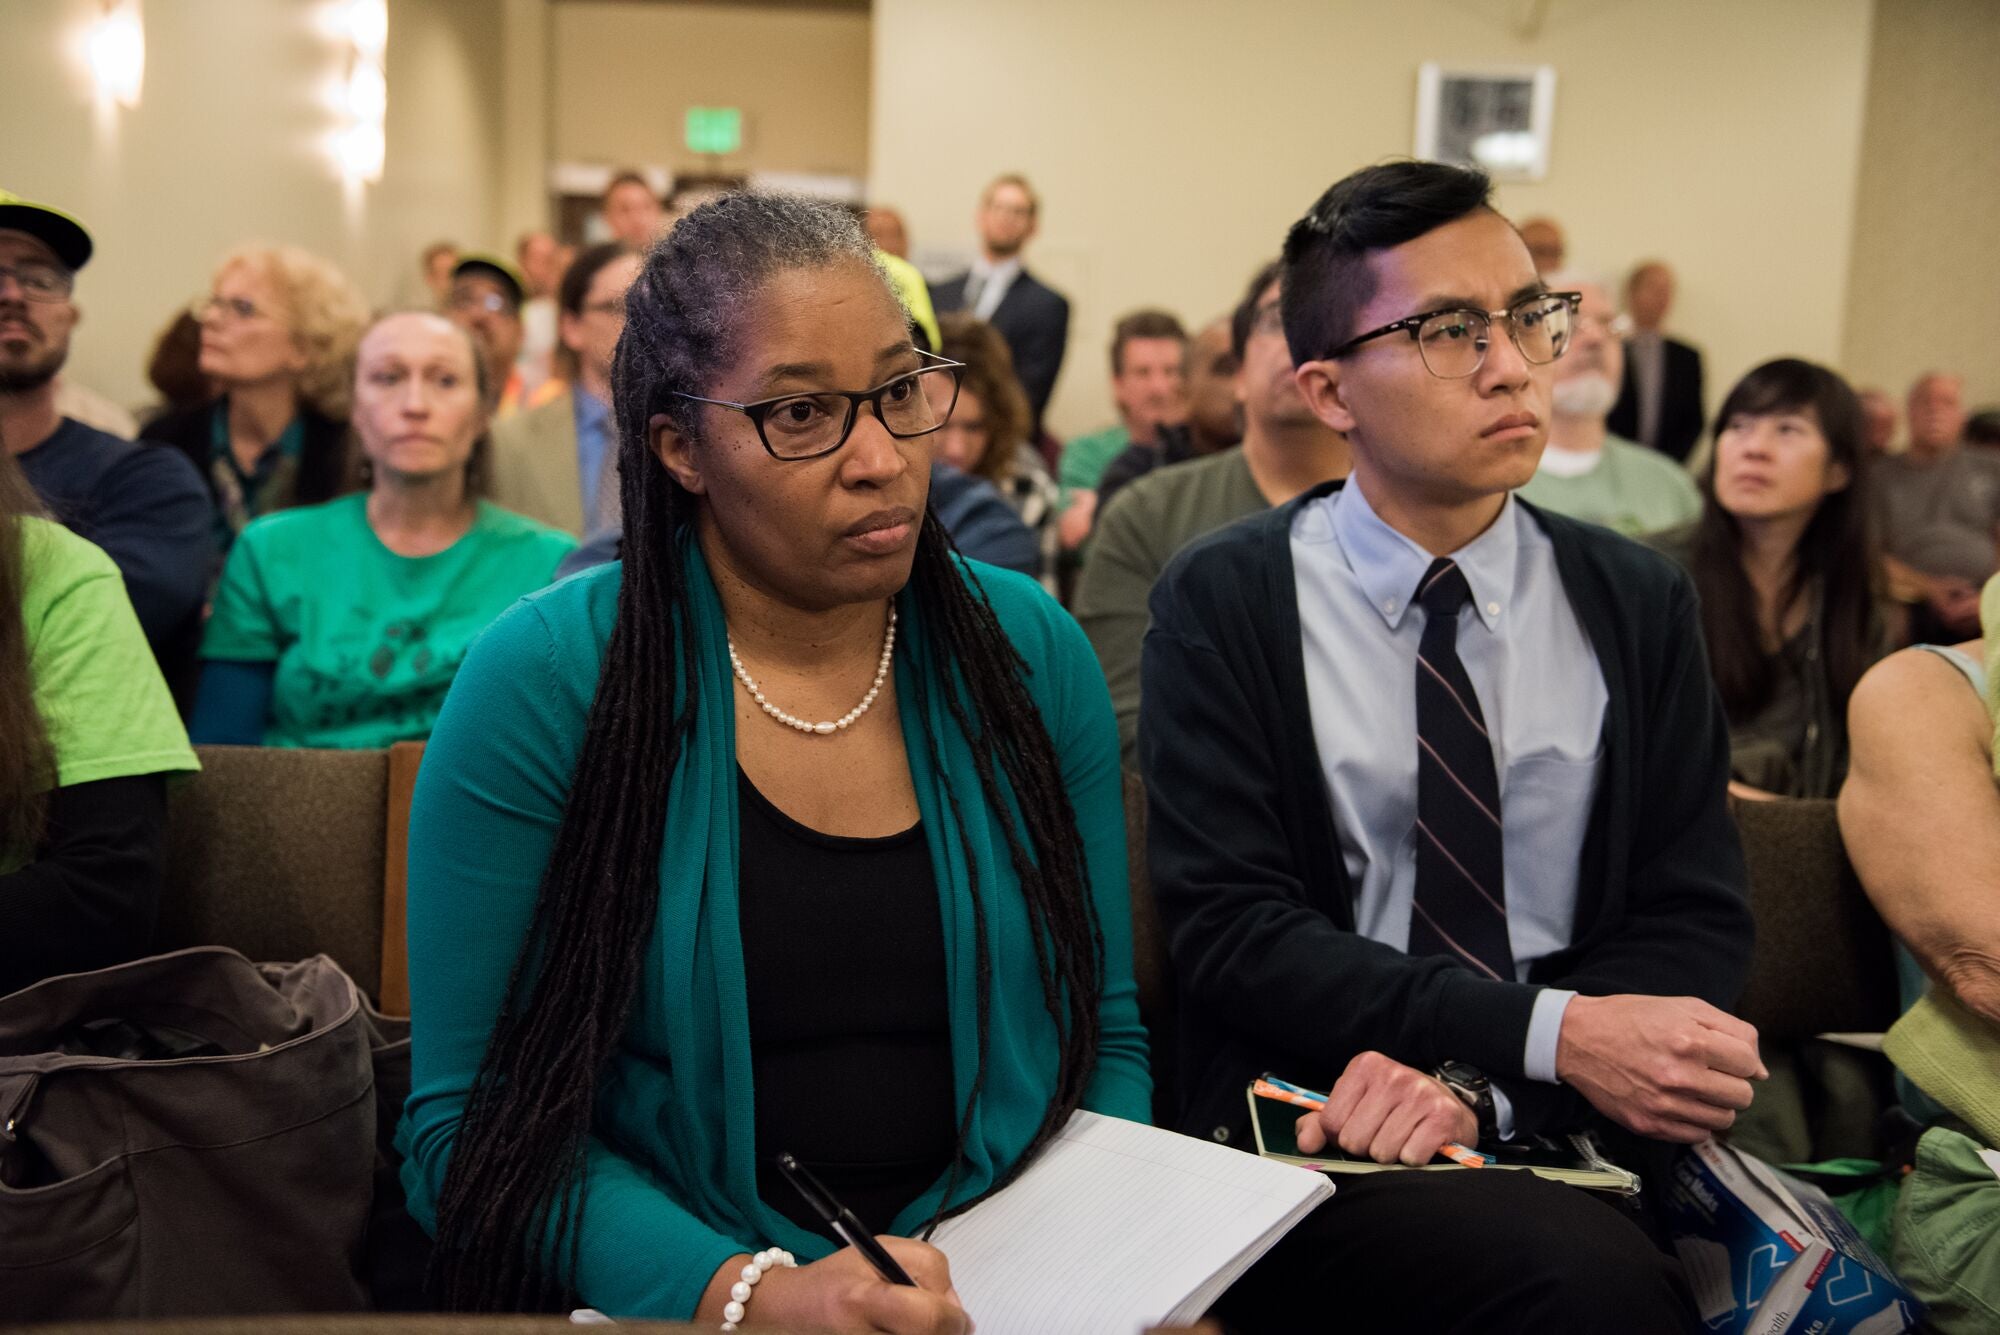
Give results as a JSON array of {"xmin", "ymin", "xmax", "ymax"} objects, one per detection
[{"xmin": 1414, "ymin": 63, "xmax": 1557, "ymax": 181}]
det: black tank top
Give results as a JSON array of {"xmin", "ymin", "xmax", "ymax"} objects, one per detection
[{"xmin": 736, "ymin": 767, "xmax": 957, "ymax": 1240}]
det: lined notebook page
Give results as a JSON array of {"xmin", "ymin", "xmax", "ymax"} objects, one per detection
[{"xmin": 929, "ymin": 1111, "xmax": 1333, "ymax": 1334}]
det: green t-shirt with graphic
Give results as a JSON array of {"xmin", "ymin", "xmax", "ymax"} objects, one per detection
[{"xmin": 202, "ymin": 494, "xmax": 576, "ymax": 749}]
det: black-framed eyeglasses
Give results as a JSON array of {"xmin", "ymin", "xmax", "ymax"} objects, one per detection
[
  {"xmin": 0, "ymin": 261, "xmax": 75, "ymax": 303},
  {"xmin": 1328, "ymin": 291, "xmax": 1582, "ymax": 380},
  {"xmin": 674, "ymin": 350, "xmax": 965, "ymax": 461}
]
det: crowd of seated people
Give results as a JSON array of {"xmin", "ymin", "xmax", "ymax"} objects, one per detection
[{"xmin": 4, "ymin": 150, "xmax": 2000, "ymax": 1334}]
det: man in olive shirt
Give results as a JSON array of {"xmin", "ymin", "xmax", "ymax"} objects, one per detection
[{"xmin": 1075, "ymin": 260, "xmax": 1350, "ymax": 761}]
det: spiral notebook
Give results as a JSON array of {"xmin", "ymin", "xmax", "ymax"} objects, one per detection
[{"xmin": 926, "ymin": 1110, "xmax": 1333, "ymax": 1333}]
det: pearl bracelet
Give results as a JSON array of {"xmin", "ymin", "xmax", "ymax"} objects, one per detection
[{"xmin": 721, "ymin": 1247, "xmax": 797, "ymax": 1331}]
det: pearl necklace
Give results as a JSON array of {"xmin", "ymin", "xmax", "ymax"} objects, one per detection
[{"xmin": 726, "ymin": 604, "xmax": 897, "ymax": 736}]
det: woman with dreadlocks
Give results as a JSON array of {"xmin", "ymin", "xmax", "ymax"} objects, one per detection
[{"xmin": 398, "ymin": 193, "xmax": 1149, "ymax": 1330}]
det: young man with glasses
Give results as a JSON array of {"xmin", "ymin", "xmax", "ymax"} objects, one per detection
[
  {"xmin": 1142, "ymin": 162, "xmax": 1759, "ymax": 1331},
  {"xmin": 0, "ymin": 193, "xmax": 214, "ymax": 706}
]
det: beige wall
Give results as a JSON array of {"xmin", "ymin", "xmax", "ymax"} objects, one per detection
[
  {"xmin": 496, "ymin": 0, "xmax": 556, "ymax": 248},
  {"xmin": 872, "ymin": 0, "xmax": 1877, "ymax": 441},
  {"xmin": 1843, "ymin": 0, "xmax": 2000, "ymax": 413},
  {"xmin": 2, "ymin": 0, "xmax": 506, "ymax": 414},
  {"xmin": 550, "ymin": 1, "xmax": 870, "ymax": 181}
]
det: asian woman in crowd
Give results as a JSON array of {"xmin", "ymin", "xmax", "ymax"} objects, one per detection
[
  {"xmin": 1651, "ymin": 357, "xmax": 1892, "ymax": 797},
  {"xmin": 398, "ymin": 193, "xmax": 1147, "ymax": 1328},
  {"xmin": 145, "ymin": 244, "xmax": 370, "ymax": 549},
  {"xmin": 188, "ymin": 311, "xmax": 574, "ymax": 749}
]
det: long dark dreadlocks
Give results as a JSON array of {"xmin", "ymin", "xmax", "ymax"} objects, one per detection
[{"xmin": 429, "ymin": 192, "xmax": 1105, "ymax": 1311}]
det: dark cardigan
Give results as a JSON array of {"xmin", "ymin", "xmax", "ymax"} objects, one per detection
[
  {"xmin": 146, "ymin": 397, "xmax": 351, "ymax": 526},
  {"xmin": 1139, "ymin": 481, "xmax": 1755, "ymax": 1143}
]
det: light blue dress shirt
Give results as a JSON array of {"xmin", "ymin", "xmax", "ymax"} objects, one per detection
[
  {"xmin": 1290, "ymin": 483, "xmax": 1608, "ymax": 1135},
  {"xmin": 572, "ymin": 388, "xmax": 613, "ymax": 540}
]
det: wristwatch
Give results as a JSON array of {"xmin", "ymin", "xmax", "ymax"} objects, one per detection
[{"xmin": 1433, "ymin": 1060, "xmax": 1497, "ymax": 1148}]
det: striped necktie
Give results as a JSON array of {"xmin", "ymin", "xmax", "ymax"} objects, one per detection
[{"xmin": 1408, "ymin": 557, "xmax": 1514, "ymax": 981}]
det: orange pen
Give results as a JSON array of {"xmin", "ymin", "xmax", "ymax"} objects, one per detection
[{"xmin": 1255, "ymin": 1076, "xmax": 1489, "ymax": 1166}]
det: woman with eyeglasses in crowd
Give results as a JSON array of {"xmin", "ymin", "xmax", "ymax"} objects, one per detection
[
  {"xmin": 145, "ymin": 245, "xmax": 369, "ymax": 551},
  {"xmin": 188, "ymin": 311, "xmax": 574, "ymax": 750},
  {"xmin": 397, "ymin": 193, "xmax": 1147, "ymax": 1330},
  {"xmin": 1649, "ymin": 357, "xmax": 1893, "ymax": 798}
]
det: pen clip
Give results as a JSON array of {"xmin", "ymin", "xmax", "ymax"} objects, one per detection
[{"xmin": 774, "ymin": 1152, "xmax": 842, "ymax": 1226}]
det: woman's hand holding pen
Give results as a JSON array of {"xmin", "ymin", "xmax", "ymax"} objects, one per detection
[
  {"xmin": 1294, "ymin": 1051, "xmax": 1477, "ymax": 1166},
  {"xmin": 698, "ymin": 1241, "xmax": 972, "ymax": 1334}
]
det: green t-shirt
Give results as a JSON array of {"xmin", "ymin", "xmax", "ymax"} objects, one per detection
[
  {"xmin": 7, "ymin": 520, "xmax": 198, "ymax": 871},
  {"xmin": 1057, "ymin": 424, "xmax": 1132, "ymax": 506},
  {"xmin": 202, "ymin": 494, "xmax": 577, "ymax": 749},
  {"xmin": 1515, "ymin": 435, "xmax": 1702, "ymax": 538}
]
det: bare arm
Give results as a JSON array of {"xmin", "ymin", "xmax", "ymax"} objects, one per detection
[
  {"xmin": 1058, "ymin": 490, "xmax": 1098, "ymax": 550},
  {"xmin": 1838, "ymin": 642, "xmax": 2000, "ymax": 1024}
]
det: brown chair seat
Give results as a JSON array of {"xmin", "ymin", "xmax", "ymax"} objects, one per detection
[
  {"xmin": 1730, "ymin": 795, "xmax": 1901, "ymax": 1042},
  {"xmin": 158, "ymin": 746, "xmax": 391, "ymax": 1002}
]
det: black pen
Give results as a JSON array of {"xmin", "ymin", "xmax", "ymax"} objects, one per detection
[{"xmin": 774, "ymin": 1152, "xmax": 918, "ymax": 1287}]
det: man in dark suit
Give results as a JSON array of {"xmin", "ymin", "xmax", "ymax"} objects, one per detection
[
  {"xmin": 1608, "ymin": 259, "xmax": 1705, "ymax": 461},
  {"xmin": 1142, "ymin": 162, "xmax": 1758, "ymax": 1332},
  {"xmin": 930, "ymin": 174, "xmax": 1070, "ymax": 430}
]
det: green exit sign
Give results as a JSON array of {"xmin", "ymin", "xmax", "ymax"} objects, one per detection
[{"xmin": 684, "ymin": 107, "xmax": 742, "ymax": 156}]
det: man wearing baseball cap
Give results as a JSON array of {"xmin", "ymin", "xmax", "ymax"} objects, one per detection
[
  {"xmin": 0, "ymin": 192, "xmax": 215, "ymax": 705},
  {"xmin": 446, "ymin": 252, "xmax": 556, "ymax": 420}
]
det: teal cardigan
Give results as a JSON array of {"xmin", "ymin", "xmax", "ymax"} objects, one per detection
[{"xmin": 398, "ymin": 543, "xmax": 1151, "ymax": 1319}]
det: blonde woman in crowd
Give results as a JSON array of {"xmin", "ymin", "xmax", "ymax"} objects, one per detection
[{"xmin": 146, "ymin": 244, "xmax": 370, "ymax": 550}]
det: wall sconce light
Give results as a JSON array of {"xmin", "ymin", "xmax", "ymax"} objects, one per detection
[
  {"xmin": 88, "ymin": 0, "xmax": 145, "ymax": 110},
  {"xmin": 333, "ymin": 0, "xmax": 387, "ymax": 184}
]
